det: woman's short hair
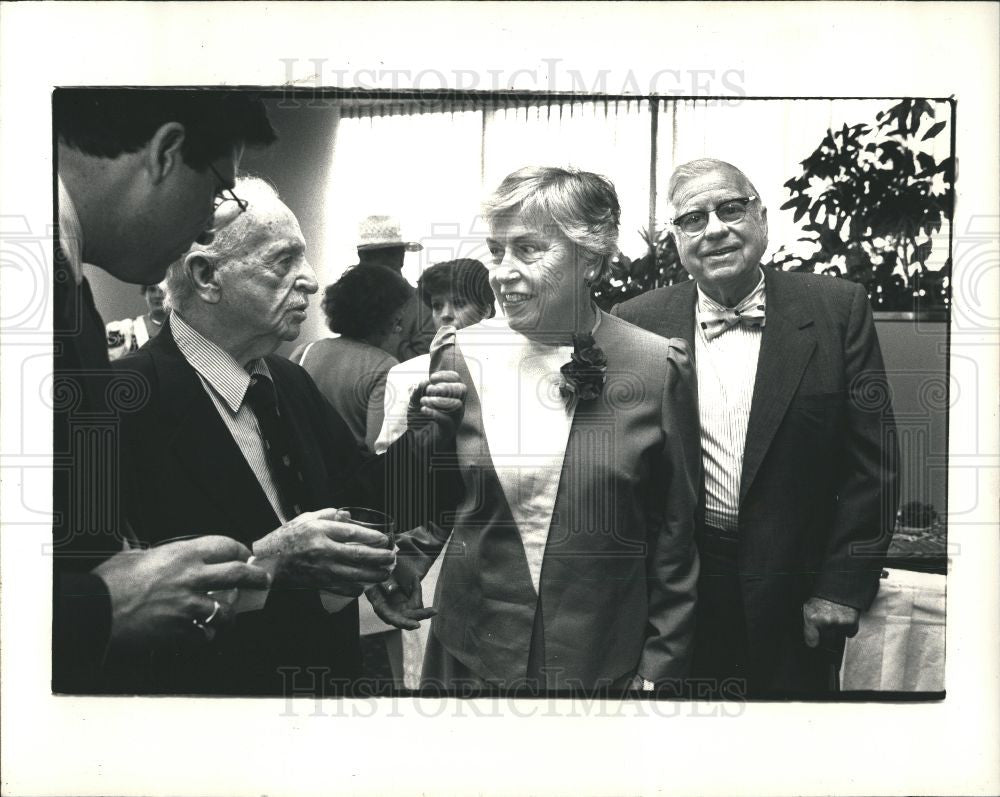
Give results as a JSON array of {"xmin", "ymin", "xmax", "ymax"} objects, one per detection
[
  {"xmin": 322, "ymin": 265, "xmax": 411, "ymax": 339},
  {"xmin": 417, "ymin": 259, "xmax": 495, "ymax": 317},
  {"xmin": 483, "ymin": 166, "xmax": 621, "ymax": 266}
]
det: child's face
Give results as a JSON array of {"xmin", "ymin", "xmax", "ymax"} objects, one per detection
[{"xmin": 429, "ymin": 291, "xmax": 489, "ymax": 331}]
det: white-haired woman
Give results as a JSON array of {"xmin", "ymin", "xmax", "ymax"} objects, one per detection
[{"xmin": 370, "ymin": 166, "xmax": 700, "ymax": 693}]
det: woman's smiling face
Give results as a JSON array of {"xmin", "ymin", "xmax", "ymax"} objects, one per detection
[{"xmin": 486, "ymin": 213, "xmax": 584, "ymax": 337}]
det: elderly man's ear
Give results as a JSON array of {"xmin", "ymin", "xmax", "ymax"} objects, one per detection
[{"xmin": 185, "ymin": 252, "xmax": 224, "ymax": 304}]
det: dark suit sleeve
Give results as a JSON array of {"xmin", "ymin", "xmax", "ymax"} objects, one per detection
[
  {"xmin": 812, "ymin": 283, "xmax": 899, "ymax": 610},
  {"xmin": 639, "ymin": 338, "xmax": 701, "ymax": 680},
  {"xmin": 52, "ymin": 571, "xmax": 113, "ymax": 693},
  {"xmin": 299, "ymin": 368, "xmax": 461, "ymax": 535}
]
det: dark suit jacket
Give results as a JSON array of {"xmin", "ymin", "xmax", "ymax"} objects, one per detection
[
  {"xmin": 400, "ymin": 311, "xmax": 701, "ymax": 689},
  {"xmin": 613, "ymin": 270, "xmax": 899, "ymax": 688},
  {"xmin": 52, "ymin": 253, "xmax": 121, "ymax": 693},
  {"xmin": 110, "ymin": 319, "xmax": 456, "ymax": 695}
]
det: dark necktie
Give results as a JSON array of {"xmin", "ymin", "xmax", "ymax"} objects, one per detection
[{"xmin": 244, "ymin": 374, "xmax": 306, "ymax": 520}]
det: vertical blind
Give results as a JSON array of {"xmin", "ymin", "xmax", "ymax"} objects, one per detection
[{"xmin": 321, "ymin": 96, "xmax": 952, "ymax": 291}]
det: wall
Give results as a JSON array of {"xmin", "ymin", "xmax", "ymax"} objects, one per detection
[
  {"xmin": 241, "ymin": 100, "xmax": 340, "ymax": 355},
  {"xmin": 83, "ymin": 265, "xmax": 148, "ymax": 325},
  {"xmin": 875, "ymin": 318, "xmax": 949, "ymax": 516}
]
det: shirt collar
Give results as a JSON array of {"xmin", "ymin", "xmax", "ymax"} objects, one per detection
[
  {"xmin": 170, "ymin": 311, "xmax": 272, "ymax": 412},
  {"xmin": 57, "ymin": 176, "xmax": 84, "ymax": 284},
  {"xmin": 696, "ymin": 267, "xmax": 767, "ymax": 314}
]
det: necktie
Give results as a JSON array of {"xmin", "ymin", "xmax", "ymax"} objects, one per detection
[
  {"xmin": 697, "ymin": 300, "xmax": 766, "ymax": 341},
  {"xmin": 244, "ymin": 374, "xmax": 306, "ymax": 519}
]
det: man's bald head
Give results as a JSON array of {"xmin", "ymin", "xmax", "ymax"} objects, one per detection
[{"xmin": 166, "ymin": 176, "xmax": 283, "ymax": 311}]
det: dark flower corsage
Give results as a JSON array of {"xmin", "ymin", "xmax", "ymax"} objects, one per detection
[{"xmin": 559, "ymin": 332, "xmax": 607, "ymax": 404}]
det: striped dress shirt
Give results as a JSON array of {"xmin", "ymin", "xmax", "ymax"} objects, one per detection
[
  {"xmin": 170, "ymin": 312, "xmax": 290, "ymax": 524},
  {"xmin": 695, "ymin": 271, "xmax": 766, "ymax": 532}
]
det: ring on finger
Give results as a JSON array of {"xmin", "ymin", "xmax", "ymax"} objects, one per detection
[
  {"xmin": 192, "ymin": 618, "xmax": 216, "ymax": 642},
  {"xmin": 203, "ymin": 599, "xmax": 222, "ymax": 626}
]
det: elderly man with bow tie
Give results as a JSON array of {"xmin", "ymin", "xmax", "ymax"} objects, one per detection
[{"xmin": 613, "ymin": 158, "xmax": 900, "ymax": 697}]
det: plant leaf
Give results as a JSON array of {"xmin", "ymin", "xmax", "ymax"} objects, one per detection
[{"xmin": 922, "ymin": 121, "xmax": 946, "ymax": 141}]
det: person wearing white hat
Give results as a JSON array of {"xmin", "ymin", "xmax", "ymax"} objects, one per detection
[{"xmin": 355, "ymin": 215, "xmax": 436, "ymax": 361}]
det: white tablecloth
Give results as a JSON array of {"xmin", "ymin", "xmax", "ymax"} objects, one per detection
[{"xmin": 842, "ymin": 568, "xmax": 946, "ymax": 692}]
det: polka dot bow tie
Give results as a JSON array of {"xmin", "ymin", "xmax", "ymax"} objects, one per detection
[{"xmin": 696, "ymin": 301, "xmax": 766, "ymax": 341}]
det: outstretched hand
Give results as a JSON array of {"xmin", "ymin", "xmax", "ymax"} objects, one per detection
[
  {"xmin": 365, "ymin": 556, "xmax": 435, "ymax": 631},
  {"xmin": 93, "ymin": 535, "xmax": 270, "ymax": 649},
  {"xmin": 254, "ymin": 508, "xmax": 396, "ymax": 597}
]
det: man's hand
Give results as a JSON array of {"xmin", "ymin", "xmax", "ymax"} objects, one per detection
[
  {"xmin": 93, "ymin": 535, "xmax": 270, "ymax": 649},
  {"xmin": 802, "ymin": 596, "xmax": 860, "ymax": 649},
  {"xmin": 407, "ymin": 370, "xmax": 466, "ymax": 440},
  {"xmin": 254, "ymin": 508, "xmax": 396, "ymax": 597},
  {"xmin": 365, "ymin": 555, "xmax": 435, "ymax": 631}
]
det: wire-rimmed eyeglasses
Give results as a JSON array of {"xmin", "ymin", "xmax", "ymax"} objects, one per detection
[
  {"xmin": 671, "ymin": 196, "xmax": 758, "ymax": 237},
  {"xmin": 208, "ymin": 163, "xmax": 249, "ymax": 232}
]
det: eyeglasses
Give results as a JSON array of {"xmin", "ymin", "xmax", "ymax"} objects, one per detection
[
  {"xmin": 208, "ymin": 163, "xmax": 249, "ymax": 232},
  {"xmin": 671, "ymin": 196, "xmax": 758, "ymax": 236}
]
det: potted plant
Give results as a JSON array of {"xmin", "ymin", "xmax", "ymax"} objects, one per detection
[
  {"xmin": 764, "ymin": 98, "xmax": 954, "ymax": 317},
  {"xmin": 590, "ymin": 227, "xmax": 689, "ymax": 312}
]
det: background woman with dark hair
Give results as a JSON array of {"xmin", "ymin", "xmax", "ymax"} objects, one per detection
[
  {"xmin": 417, "ymin": 258, "xmax": 496, "ymax": 330},
  {"xmin": 295, "ymin": 264, "xmax": 411, "ymax": 451}
]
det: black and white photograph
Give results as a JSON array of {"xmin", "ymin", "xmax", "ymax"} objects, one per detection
[{"xmin": 1, "ymin": 3, "xmax": 997, "ymax": 796}]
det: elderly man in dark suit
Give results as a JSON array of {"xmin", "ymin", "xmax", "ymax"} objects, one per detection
[
  {"xmin": 613, "ymin": 158, "xmax": 899, "ymax": 696},
  {"xmin": 110, "ymin": 177, "xmax": 463, "ymax": 695}
]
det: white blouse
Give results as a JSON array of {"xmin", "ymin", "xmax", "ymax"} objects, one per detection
[
  {"xmin": 456, "ymin": 318, "xmax": 577, "ymax": 593},
  {"xmin": 376, "ymin": 315, "xmax": 602, "ymax": 593}
]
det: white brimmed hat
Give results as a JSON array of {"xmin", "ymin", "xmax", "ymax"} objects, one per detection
[{"xmin": 357, "ymin": 215, "xmax": 423, "ymax": 252}]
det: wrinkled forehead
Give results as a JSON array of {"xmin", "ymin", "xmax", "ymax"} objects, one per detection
[
  {"xmin": 234, "ymin": 201, "xmax": 305, "ymax": 260},
  {"xmin": 487, "ymin": 208, "xmax": 562, "ymax": 242},
  {"xmin": 671, "ymin": 167, "xmax": 753, "ymax": 211}
]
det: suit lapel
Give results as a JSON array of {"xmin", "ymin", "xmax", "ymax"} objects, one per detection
[
  {"xmin": 653, "ymin": 280, "xmax": 698, "ymax": 355},
  {"xmin": 150, "ymin": 323, "xmax": 279, "ymax": 543},
  {"xmin": 739, "ymin": 270, "xmax": 816, "ymax": 505}
]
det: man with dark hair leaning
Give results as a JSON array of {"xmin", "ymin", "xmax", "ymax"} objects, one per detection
[
  {"xmin": 613, "ymin": 158, "xmax": 899, "ymax": 697},
  {"xmin": 53, "ymin": 89, "xmax": 280, "ymax": 693}
]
